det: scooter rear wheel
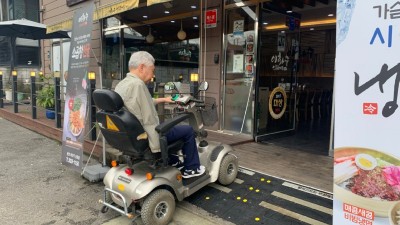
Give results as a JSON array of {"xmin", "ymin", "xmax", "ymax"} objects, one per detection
[
  {"xmin": 218, "ymin": 154, "xmax": 238, "ymax": 185},
  {"xmin": 141, "ymin": 189, "xmax": 176, "ymax": 225}
]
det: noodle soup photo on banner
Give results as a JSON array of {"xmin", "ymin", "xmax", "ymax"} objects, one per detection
[{"xmin": 334, "ymin": 1, "xmax": 400, "ymax": 224}]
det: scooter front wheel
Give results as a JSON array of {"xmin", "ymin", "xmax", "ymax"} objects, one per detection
[
  {"xmin": 218, "ymin": 154, "xmax": 239, "ymax": 185},
  {"xmin": 141, "ymin": 189, "xmax": 176, "ymax": 225}
]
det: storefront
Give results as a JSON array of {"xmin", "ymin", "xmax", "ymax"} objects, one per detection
[
  {"xmin": 43, "ymin": 0, "xmax": 336, "ymax": 154},
  {"xmin": 222, "ymin": 1, "xmax": 335, "ymax": 153}
]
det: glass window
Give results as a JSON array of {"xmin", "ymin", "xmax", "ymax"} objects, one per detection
[
  {"xmin": 0, "ymin": 36, "xmax": 11, "ymax": 65},
  {"xmin": 0, "ymin": 0, "xmax": 8, "ymax": 21},
  {"xmin": 223, "ymin": 6, "xmax": 256, "ymax": 134},
  {"xmin": 8, "ymin": 0, "xmax": 39, "ymax": 21},
  {"xmin": 16, "ymin": 46, "xmax": 39, "ymax": 66},
  {"xmin": 102, "ymin": 16, "xmax": 200, "ymax": 89},
  {"xmin": 255, "ymin": 10, "xmax": 300, "ymax": 138},
  {"xmin": 103, "ymin": 29, "xmax": 121, "ymax": 89}
]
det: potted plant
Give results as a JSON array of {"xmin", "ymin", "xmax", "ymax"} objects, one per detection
[
  {"xmin": 16, "ymin": 81, "xmax": 27, "ymax": 102},
  {"xmin": 36, "ymin": 83, "xmax": 55, "ymax": 119}
]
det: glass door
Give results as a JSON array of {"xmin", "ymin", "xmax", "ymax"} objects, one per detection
[
  {"xmin": 254, "ymin": 9, "xmax": 300, "ymax": 141},
  {"xmin": 223, "ymin": 5, "xmax": 257, "ymax": 134}
]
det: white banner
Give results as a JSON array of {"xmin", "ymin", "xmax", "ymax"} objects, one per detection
[{"xmin": 334, "ymin": 1, "xmax": 400, "ymax": 225}]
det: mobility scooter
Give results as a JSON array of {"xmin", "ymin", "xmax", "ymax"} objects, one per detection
[{"xmin": 93, "ymin": 81, "xmax": 238, "ymax": 225}]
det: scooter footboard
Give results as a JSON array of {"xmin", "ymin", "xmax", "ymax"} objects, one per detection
[{"xmin": 99, "ymin": 187, "xmax": 137, "ymax": 219}]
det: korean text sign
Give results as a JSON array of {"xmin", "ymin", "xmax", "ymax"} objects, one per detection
[
  {"xmin": 205, "ymin": 9, "xmax": 217, "ymax": 28},
  {"xmin": 334, "ymin": 1, "xmax": 400, "ymax": 224},
  {"xmin": 62, "ymin": 3, "xmax": 94, "ymax": 171}
]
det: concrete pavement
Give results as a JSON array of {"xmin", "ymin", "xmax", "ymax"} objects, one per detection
[{"xmin": 0, "ymin": 117, "xmax": 234, "ymax": 225}]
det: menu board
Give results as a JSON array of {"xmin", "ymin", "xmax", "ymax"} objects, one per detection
[{"xmin": 334, "ymin": 1, "xmax": 400, "ymax": 224}]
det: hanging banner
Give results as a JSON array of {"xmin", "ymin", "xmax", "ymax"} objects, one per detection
[
  {"xmin": 334, "ymin": 1, "xmax": 400, "ymax": 225},
  {"xmin": 47, "ymin": 0, "xmax": 139, "ymax": 33},
  {"xmin": 61, "ymin": 2, "xmax": 94, "ymax": 171},
  {"xmin": 93, "ymin": 0, "xmax": 139, "ymax": 20}
]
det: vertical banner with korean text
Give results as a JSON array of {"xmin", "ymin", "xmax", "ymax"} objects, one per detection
[
  {"xmin": 62, "ymin": 3, "xmax": 94, "ymax": 171},
  {"xmin": 334, "ymin": 1, "xmax": 400, "ymax": 224}
]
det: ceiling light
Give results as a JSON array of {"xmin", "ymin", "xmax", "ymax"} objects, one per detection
[
  {"xmin": 171, "ymin": 20, "xmax": 175, "ymax": 23},
  {"xmin": 193, "ymin": 17, "xmax": 197, "ymax": 20},
  {"xmin": 191, "ymin": 5, "xmax": 196, "ymax": 9},
  {"xmin": 235, "ymin": 2, "xmax": 245, "ymax": 7},
  {"xmin": 328, "ymin": 14, "xmax": 334, "ymax": 17},
  {"xmin": 143, "ymin": 15, "xmax": 148, "ymax": 18},
  {"xmin": 177, "ymin": 20, "xmax": 186, "ymax": 40},
  {"xmin": 286, "ymin": 10, "xmax": 292, "ymax": 13},
  {"xmin": 164, "ymin": 11, "xmax": 170, "ymax": 14},
  {"xmin": 263, "ymin": 22, "xmax": 268, "ymax": 25},
  {"xmin": 194, "ymin": 25, "xmax": 198, "ymax": 28},
  {"xmin": 266, "ymin": 18, "xmax": 336, "ymax": 30}
]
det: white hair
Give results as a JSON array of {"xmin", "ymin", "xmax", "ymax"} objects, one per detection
[{"xmin": 128, "ymin": 51, "xmax": 155, "ymax": 69}]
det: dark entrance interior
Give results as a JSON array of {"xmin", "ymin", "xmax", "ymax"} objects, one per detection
[{"xmin": 255, "ymin": 1, "xmax": 336, "ymax": 155}]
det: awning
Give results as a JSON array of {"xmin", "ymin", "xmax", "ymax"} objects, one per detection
[
  {"xmin": 47, "ymin": 0, "xmax": 170, "ymax": 33},
  {"xmin": 147, "ymin": 0, "xmax": 170, "ymax": 6}
]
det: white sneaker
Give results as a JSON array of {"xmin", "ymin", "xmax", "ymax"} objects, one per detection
[
  {"xmin": 171, "ymin": 161, "xmax": 184, "ymax": 170},
  {"xmin": 182, "ymin": 165, "xmax": 205, "ymax": 179}
]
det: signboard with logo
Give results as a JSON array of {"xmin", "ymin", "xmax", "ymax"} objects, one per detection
[
  {"xmin": 205, "ymin": 9, "xmax": 217, "ymax": 28},
  {"xmin": 268, "ymin": 87, "xmax": 287, "ymax": 119},
  {"xmin": 334, "ymin": 1, "xmax": 400, "ymax": 224},
  {"xmin": 61, "ymin": 3, "xmax": 94, "ymax": 171}
]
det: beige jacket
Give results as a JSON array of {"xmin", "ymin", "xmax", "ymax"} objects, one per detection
[{"xmin": 114, "ymin": 73, "xmax": 161, "ymax": 153}]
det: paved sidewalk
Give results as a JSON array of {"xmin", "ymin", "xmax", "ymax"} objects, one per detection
[{"xmin": 0, "ymin": 117, "xmax": 233, "ymax": 225}]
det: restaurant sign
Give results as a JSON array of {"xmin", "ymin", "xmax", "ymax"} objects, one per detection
[
  {"xmin": 268, "ymin": 87, "xmax": 287, "ymax": 119},
  {"xmin": 334, "ymin": 1, "xmax": 400, "ymax": 224},
  {"xmin": 61, "ymin": 3, "xmax": 94, "ymax": 171},
  {"xmin": 205, "ymin": 9, "xmax": 217, "ymax": 28}
]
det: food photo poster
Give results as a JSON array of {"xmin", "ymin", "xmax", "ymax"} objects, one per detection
[{"xmin": 334, "ymin": 1, "xmax": 400, "ymax": 224}]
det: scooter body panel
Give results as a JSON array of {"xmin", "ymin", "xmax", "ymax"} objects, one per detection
[
  {"xmin": 198, "ymin": 141, "xmax": 235, "ymax": 182},
  {"xmin": 104, "ymin": 161, "xmax": 182, "ymax": 207},
  {"xmin": 103, "ymin": 139, "xmax": 235, "ymax": 208}
]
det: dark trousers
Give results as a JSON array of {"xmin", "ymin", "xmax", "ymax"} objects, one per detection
[{"xmin": 166, "ymin": 125, "xmax": 200, "ymax": 170}]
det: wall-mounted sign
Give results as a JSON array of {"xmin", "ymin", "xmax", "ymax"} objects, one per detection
[
  {"xmin": 268, "ymin": 87, "xmax": 287, "ymax": 119},
  {"xmin": 233, "ymin": 20, "xmax": 244, "ymax": 36},
  {"xmin": 233, "ymin": 54, "xmax": 244, "ymax": 73},
  {"xmin": 205, "ymin": 9, "xmax": 217, "ymax": 28},
  {"xmin": 271, "ymin": 52, "xmax": 289, "ymax": 71}
]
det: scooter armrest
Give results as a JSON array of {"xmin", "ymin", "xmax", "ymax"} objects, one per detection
[{"xmin": 155, "ymin": 113, "xmax": 191, "ymax": 134}]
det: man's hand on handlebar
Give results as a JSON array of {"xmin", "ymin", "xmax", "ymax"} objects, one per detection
[{"xmin": 154, "ymin": 97, "xmax": 175, "ymax": 104}]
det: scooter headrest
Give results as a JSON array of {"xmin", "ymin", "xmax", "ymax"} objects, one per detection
[{"xmin": 93, "ymin": 89, "xmax": 124, "ymax": 112}]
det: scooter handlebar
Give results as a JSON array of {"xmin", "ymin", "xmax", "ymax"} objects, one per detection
[{"xmin": 190, "ymin": 98, "xmax": 204, "ymax": 103}]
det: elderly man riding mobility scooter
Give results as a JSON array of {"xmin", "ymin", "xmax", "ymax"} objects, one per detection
[{"xmin": 93, "ymin": 81, "xmax": 238, "ymax": 224}]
